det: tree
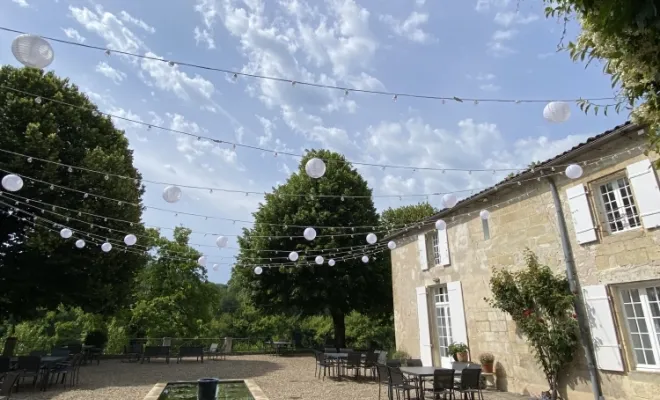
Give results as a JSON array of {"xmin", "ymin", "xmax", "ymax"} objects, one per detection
[
  {"xmin": 543, "ymin": 1, "xmax": 660, "ymax": 157},
  {"xmin": 232, "ymin": 150, "xmax": 390, "ymax": 347},
  {"xmin": 0, "ymin": 66, "xmax": 147, "ymax": 321},
  {"xmin": 381, "ymin": 202, "xmax": 437, "ymax": 227},
  {"xmin": 486, "ymin": 250, "xmax": 579, "ymax": 400}
]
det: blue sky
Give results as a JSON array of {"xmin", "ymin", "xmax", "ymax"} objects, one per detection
[{"xmin": 2, "ymin": 0, "xmax": 627, "ymax": 283}]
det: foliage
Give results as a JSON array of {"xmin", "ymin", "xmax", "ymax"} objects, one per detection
[
  {"xmin": 486, "ymin": 250, "xmax": 579, "ymax": 400},
  {"xmin": 479, "ymin": 352, "xmax": 495, "ymax": 364},
  {"xmin": 543, "ymin": 0, "xmax": 660, "ymax": 158},
  {"xmin": 84, "ymin": 330, "xmax": 108, "ymax": 348},
  {"xmin": 0, "ymin": 66, "xmax": 147, "ymax": 321},
  {"xmin": 448, "ymin": 342, "xmax": 469, "ymax": 356},
  {"xmin": 390, "ymin": 350, "xmax": 410, "ymax": 363},
  {"xmin": 233, "ymin": 150, "xmax": 390, "ymax": 347},
  {"xmin": 380, "ymin": 202, "xmax": 437, "ymax": 227}
]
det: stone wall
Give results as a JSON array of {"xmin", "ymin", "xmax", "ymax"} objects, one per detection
[{"xmin": 390, "ymin": 131, "xmax": 660, "ymax": 400}]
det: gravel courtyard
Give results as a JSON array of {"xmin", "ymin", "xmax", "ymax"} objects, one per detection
[{"xmin": 10, "ymin": 354, "xmax": 530, "ymax": 400}]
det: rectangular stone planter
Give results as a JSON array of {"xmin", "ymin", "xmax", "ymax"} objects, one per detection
[{"xmin": 143, "ymin": 379, "xmax": 268, "ymax": 400}]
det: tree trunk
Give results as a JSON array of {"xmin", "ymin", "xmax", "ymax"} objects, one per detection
[{"xmin": 331, "ymin": 310, "xmax": 346, "ymax": 348}]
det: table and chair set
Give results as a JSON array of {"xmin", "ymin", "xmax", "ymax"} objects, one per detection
[{"xmin": 121, "ymin": 341, "xmax": 230, "ymax": 364}]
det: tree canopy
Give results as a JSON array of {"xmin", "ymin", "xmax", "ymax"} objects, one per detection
[
  {"xmin": 381, "ymin": 202, "xmax": 438, "ymax": 227},
  {"xmin": 0, "ymin": 66, "xmax": 146, "ymax": 321},
  {"xmin": 233, "ymin": 150, "xmax": 391, "ymax": 347}
]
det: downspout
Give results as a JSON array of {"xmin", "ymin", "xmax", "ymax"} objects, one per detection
[{"xmin": 547, "ymin": 177, "xmax": 604, "ymax": 400}]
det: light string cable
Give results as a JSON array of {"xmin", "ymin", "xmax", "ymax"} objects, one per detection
[
  {"xmin": 0, "ymin": 192, "xmax": 390, "ymax": 260},
  {"xmin": 0, "ymin": 84, "xmax": 620, "ymax": 174},
  {"xmin": 0, "ymin": 143, "xmax": 645, "ymax": 232},
  {"xmin": 0, "ymin": 202, "xmax": 388, "ymax": 268}
]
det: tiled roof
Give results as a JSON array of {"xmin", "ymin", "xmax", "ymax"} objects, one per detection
[{"xmin": 386, "ymin": 121, "xmax": 638, "ymax": 240}]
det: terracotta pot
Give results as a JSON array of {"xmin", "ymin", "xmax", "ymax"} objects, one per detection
[
  {"xmin": 483, "ymin": 362, "xmax": 494, "ymax": 373},
  {"xmin": 457, "ymin": 352, "xmax": 469, "ymax": 362}
]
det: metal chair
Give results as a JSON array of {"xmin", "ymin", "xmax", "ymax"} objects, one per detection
[
  {"xmin": 388, "ymin": 366, "xmax": 417, "ymax": 400},
  {"xmin": 425, "ymin": 369, "xmax": 455, "ymax": 399},
  {"xmin": 454, "ymin": 368, "xmax": 484, "ymax": 400},
  {"xmin": 16, "ymin": 356, "xmax": 41, "ymax": 388},
  {"xmin": 343, "ymin": 352, "xmax": 362, "ymax": 379},
  {"xmin": 1, "ymin": 339, "xmax": 17, "ymax": 358},
  {"xmin": 407, "ymin": 359, "xmax": 423, "ymax": 367},
  {"xmin": 0, "ymin": 371, "xmax": 21, "ymax": 399},
  {"xmin": 313, "ymin": 351, "xmax": 334, "ymax": 380},
  {"xmin": 376, "ymin": 364, "xmax": 392, "ymax": 400}
]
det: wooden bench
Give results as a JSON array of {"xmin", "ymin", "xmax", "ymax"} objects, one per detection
[
  {"xmin": 177, "ymin": 346, "xmax": 204, "ymax": 363},
  {"xmin": 141, "ymin": 346, "xmax": 170, "ymax": 364}
]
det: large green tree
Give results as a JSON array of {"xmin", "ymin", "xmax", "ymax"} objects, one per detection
[
  {"xmin": 0, "ymin": 66, "xmax": 146, "ymax": 321},
  {"xmin": 381, "ymin": 202, "xmax": 438, "ymax": 227},
  {"xmin": 233, "ymin": 150, "xmax": 390, "ymax": 347}
]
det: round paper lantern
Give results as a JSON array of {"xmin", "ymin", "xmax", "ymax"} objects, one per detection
[
  {"xmin": 2, "ymin": 174, "xmax": 24, "ymax": 192},
  {"xmin": 366, "ymin": 233, "xmax": 377, "ymax": 245},
  {"xmin": 124, "ymin": 234, "xmax": 137, "ymax": 246},
  {"xmin": 361, "ymin": 255, "xmax": 369, "ymax": 263},
  {"xmin": 254, "ymin": 266, "xmax": 263, "ymax": 275},
  {"xmin": 75, "ymin": 239, "xmax": 86, "ymax": 249},
  {"xmin": 303, "ymin": 227, "xmax": 317, "ymax": 241},
  {"xmin": 480, "ymin": 210, "xmax": 490, "ymax": 220},
  {"xmin": 315, "ymin": 256, "xmax": 324, "ymax": 265},
  {"xmin": 60, "ymin": 228, "xmax": 72, "ymax": 239},
  {"xmin": 387, "ymin": 241, "xmax": 397, "ymax": 250},
  {"xmin": 197, "ymin": 256, "xmax": 207, "ymax": 267},
  {"xmin": 212, "ymin": 264, "xmax": 219, "ymax": 271},
  {"xmin": 442, "ymin": 193, "xmax": 458, "ymax": 208},
  {"xmin": 565, "ymin": 164, "xmax": 583, "ymax": 180},
  {"xmin": 12, "ymin": 34, "xmax": 55, "ymax": 69},
  {"xmin": 289, "ymin": 251, "xmax": 299, "ymax": 262},
  {"xmin": 162, "ymin": 185, "xmax": 182, "ymax": 203},
  {"xmin": 435, "ymin": 219, "xmax": 446, "ymax": 230},
  {"xmin": 101, "ymin": 242, "xmax": 112, "ymax": 252},
  {"xmin": 543, "ymin": 101, "xmax": 571, "ymax": 123},
  {"xmin": 328, "ymin": 259, "xmax": 336, "ymax": 267},
  {"xmin": 216, "ymin": 236, "xmax": 228, "ymax": 248},
  {"xmin": 305, "ymin": 157, "xmax": 326, "ymax": 179}
]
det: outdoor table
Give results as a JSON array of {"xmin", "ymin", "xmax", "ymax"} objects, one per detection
[
  {"xmin": 324, "ymin": 352, "xmax": 366, "ymax": 376},
  {"xmin": 399, "ymin": 366, "xmax": 460, "ymax": 400},
  {"xmin": 271, "ymin": 341, "xmax": 290, "ymax": 356},
  {"xmin": 10, "ymin": 356, "xmax": 68, "ymax": 392}
]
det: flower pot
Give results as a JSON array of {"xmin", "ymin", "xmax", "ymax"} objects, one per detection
[
  {"xmin": 457, "ymin": 352, "xmax": 468, "ymax": 362},
  {"xmin": 483, "ymin": 362, "xmax": 494, "ymax": 373}
]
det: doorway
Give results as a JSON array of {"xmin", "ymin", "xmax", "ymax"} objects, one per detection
[{"xmin": 433, "ymin": 286, "xmax": 454, "ymax": 367}]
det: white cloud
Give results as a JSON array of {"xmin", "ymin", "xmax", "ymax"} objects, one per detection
[
  {"xmin": 139, "ymin": 53, "xmax": 216, "ymax": 103},
  {"xmin": 379, "ymin": 12, "xmax": 434, "ymax": 43},
  {"xmin": 475, "ymin": 0, "xmax": 510, "ymax": 12},
  {"xmin": 11, "ymin": 0, "xmax": 29, "ymax": 7},
  {"xmin": 494, "ymin": 11, "xmax": 539, "ymax": 27},
  {"xmin": 479, "ymin": 83, "xmax": 500, "ymax": 91},
  {"xmin": 475, "ymin": 73, "xmax": 495, "ymax": 81},
  {"xmin": 95, "ymin": 61, "xmax": 127, "ymax": 84},
  {"xmin": 488, "ymin": 30, "xmax": 517, "ymax": 56},
  {"xmin": 119, "ymin": 10, "xmax": 156, "ymax": 33},
  {"xmin": 256, "ymin": 115, "xmax": 275, "ymax": 146},
  {"xmin": 492, "ymin": 29, "xmax": 517, "ymax": 41},
  {"xmin": 69, "ymin": 5, "xmax": 146, "ymax": 55},
  {"xmin": 61, "ymin": 28, "xmax": 86, "ymax": 43},
  {"xmin": 194, "ymin": 26, "xmax": 216, "ymax": 49},
  {"xmin": 415, "ymin": 0, "xmax": 426, "ymax": 5}
]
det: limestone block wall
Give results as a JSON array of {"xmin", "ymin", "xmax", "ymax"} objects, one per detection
[{"xmin": 391, "ymin": 133, "xmax": 660, "ymax": 400}]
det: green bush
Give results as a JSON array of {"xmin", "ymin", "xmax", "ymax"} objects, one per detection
[{"xmin": 84, "ymin": 330, "xmax": 109, "ymax": 349}]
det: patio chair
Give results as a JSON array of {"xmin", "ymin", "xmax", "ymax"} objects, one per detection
[
  {"xmin": 425, "ymin": 369, "xmax": 455, "ymax": 400},
  {"xmin": 0, "ymin": 357, "xmax": 11, "ymax": 380},
  {"xmin": 342, "ymin": 352, "xmax": 362, "ymax": 379},
  {"xmin": 407, "ymin": 359, "xmax": 423, "ymax": 367},
  {"xmin": 376, "ymin": 364, "xmax": 392, "ymax": 400},
  {"xmin": 454, "ymin": 368, "xmax": 484, "ymax": 400},
  {"xmin": 1, "ymin": 338, "xmax": 17, "ymax": 358},
  {"xmin": 86, "ymin": 347, "xmax": 103, "ymax": 365},
  {"xmin": 177, "ymin": 346, "xmax": 204, "ymax": 363},
  {"xmin": 48, "ymin": 353, "xmax": 83, "ymax": 389},
  {"xmin": 313, "ymin": 351, "xmax": 334, "ymax": 380},
  {"xmin": 388, "ymin": 366, "xmax": 417, "ymax": 400},
  {"xmin": 50, "ymin": 348, "xmax": 70, "ymax": 358},
  {"xmin": 141, "ymin": 346, "xmax": 170, "ymax": 364},
  {"xmin": 16, "ymin": 356, "xmax": 41, "ymax": 388},
  {"xmin": 386, "ymin": 360, "xmax": 402, "ymax": 367},
  {"xmin": 121, "ymin": 343, "xmax": 143, "ymax": 363},
  {"xmin": 66, "ymin": 343, "xmax": 82, "ymax": 354},
  {"xmin": 0, "ymin": 371, "xmax": 21, "ymax": 400},
  {"xmin": 362, "ymin": 351, "xmax": 379, "ymax": 378},
  {"xmin": 204, "ymin": 343, "xmax": 219, "ymax": 361}
]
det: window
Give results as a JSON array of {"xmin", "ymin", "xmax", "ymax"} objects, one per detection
[
  {"xmin": 433, "ymin": 286, "xmax": 453, "ymax": 359},
  {"xmin": 482, "ymin": 219, "xmax": 490, "ymax": 240},
  {"xmin": 597, "ymin": 176, "xmax": 641, "ymax": 234},
  {"xmin": 619, "ymin": 283, "xmax": 660, "ymax": 371},
  {"xmin": 429, "ymin": 232, "xmax": 441, "ymax": 265}
]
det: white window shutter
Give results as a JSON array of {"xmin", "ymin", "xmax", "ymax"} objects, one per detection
[
  {"xmin": 626, "ymin": 158, "xmax": 660, "ymax": 229},
  {"xmin": 566, "ymin": 184, "xmax": 598, "ymax": 244},
  {"xmin": 437, "ymin": 229, "xmax": 451, "ymax": 266},
  {"xmin": 582, "ymin": 285, "xmax": 624, "ymax": 372},
  {"xmin": 415, "ymin": 286, "xmax": 433, "ymax": 366},
  {"xmin": 417, "ymin": 233, "xmax": 429, "ymax": 271},
  {"xmin": 447, "ymin": 281, "xmax": 469, "ymax": 360}
]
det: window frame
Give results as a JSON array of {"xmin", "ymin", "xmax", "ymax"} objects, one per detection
[
  {"xmin": 427, "ymin": 231, "xmax": 441, "ymax": 266},
  {"xmin": 592, "ymin": 173, "xmax": 642, "ymax": 235},
  {"xmin": 616, "ymin": 281, "xmax": 660, "ymax": 372}
]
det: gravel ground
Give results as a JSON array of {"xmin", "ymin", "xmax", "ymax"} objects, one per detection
[{"xmin": 10, "ymin": 354, "xmax": 530, "ymax": 400}]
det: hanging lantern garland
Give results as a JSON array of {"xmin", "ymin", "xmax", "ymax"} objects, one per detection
[
  {"xmin": 442, "ymin": 193, "xmax": 457, "ymax": 208},
  {"xmin": 124, "ymin": 234, "xmax": 137, "ymax": 246},
  {"xmin": 60, "ymin": 228, "xmax": 73, "ymax": 239},
  {"xmin": 216, "ymin": 235, "xmax": 228, "ymax": 248},
  {"xmin": 565, "ymin": 164, "xmax": 583, "ymax": 179},
  {"xmin": 2, "ymin": 174, "xmax": 24, "ymax": 192},
  {"xmin": 543, "ymin": 101, "xmax": 571, "ymax": 123},
  {"xmin": 197, "ymin": 256, "xmax": 207, "ymax": 267},
  {"xmin": 328, "ymin": 259, "xmax": 336, "ymax": 266},
  {"xmin": 387, "ymin": 241, "xmax": 396, "ymax": 250},
  {"xmin": 289, "ymin": 251, "xmax": 299, "ymax": 261},
  {"xmin": 479, "ymin": 210, "xmax": 490, "ymax": 220},
  {"xmin": 303, "ymin": 227, "xmax": 317, "ymax": 241},
  {"xmin": 11, "ymin": 34, "xmax": 55, "ymax": 69},
  {"xmin": 101, "ymin": 242, "xmax": 112, "ymax": 252},
  {"xmin": 75, "ymin": 239, "xmax": 86, "ymax": 248},
  {"xmin": 305, "ymin": 157, "xmax": 326, "ymax": 179},
  {"xmin": 366, "ymin": 233, "xmax": 377, "ymax": 245},
  {"xmin": 315, "ymin": 256, "xmax": 324, "ymax": 265},
  {"xmin": 254, "ymin": 266, "xmax": 263, "ymax": 275},
  {"xmin": 435, "ymin": 220, "xmax": 446, "ymax": 230},
  {"xmin": 361, "ymin": 255, "xmax": 369, "ymax": 263},
  {"xmin": 162, "ymin": 185, "xmax": 182, "ymax": 203}
]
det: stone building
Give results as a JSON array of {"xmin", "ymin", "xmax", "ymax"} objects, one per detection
[{"xmin": 388, "ymin": 122, "xmax": 660, "ymax": 400}]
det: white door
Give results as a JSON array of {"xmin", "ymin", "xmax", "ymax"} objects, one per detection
[{"xmin": 433, "ymin": 286, "xmax": 454, "ymax": 367}]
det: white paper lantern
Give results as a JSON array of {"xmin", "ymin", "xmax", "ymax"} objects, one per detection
[
  {"xmin": 124, "ymin": 234, "xmax": 137, "ymax": 246},
  {"xmin": 305, "ymin": 157, "xmax": 326, "ymax": 179},
  {"xmin": 162, "ymin": 185, "xmax": 182, "ymax": 203},
  {"xmin": 361, "ymin": 255, "xmax": 369, "ymax": 263},
  {"xmin": 101, "ymin": 242, "xmax": 112, "ymax": 252},
  {"xmin": 328, "ymin": 259, "xmax": 336, "ymax": 266},
  {"xmin": 442, "ymin": 193, "xmax": 458, "ymax": 208},
  {"xmin": 59, "ymin": 228, "xmax": 72, "ymax": 239},
  {"xmin": 387, "ymin": 241, "xmax": 397, "ymax": 250},
  {"xmin": 303, "ymin": 227, "xmax": 317, "ymax": 241},
  {"xmin": 12, "ymin": 34, "xmax": 55, "ymax": 69},
  {"xmin": 75, "ymin": 239, "xmax": 85, "ymax": 248},
  {"xmin": 480, "ymin": 210, "xmax": 490, "ymax": 220},
  {"xmin": 197, "ymin": 256, "xmax": 207, "ymax": 266},
  {"xmin": 254, "ymin": 266, "xmax": 263, "ymax": 275},
  {"xmin": 543, "ymin": 101, "xmax": 571, "ymax": 123},
  {"xmin": 366, "ymin": 233, "xmax": 377, "ymax": 245},
  {"xmin": 212, "ymin": 264, "xmax": 219, "ymax": 271},
  {"xmin": 289, "ymin": 251, "xmax": 299, "ymax": 262},
  {"xmin": 215, "ymin": 236, "xmax": 228, "ymax": 248},
  {"xmin": 435, "ymin": 219, "xmax": 446, "ymax": 230},
  {"xmin": 2, "ymin": 174, "xmax": 24, "ymax": 192},
  {"xmin": 315, "ymin": 256, "xmax": 324, "ymax": 265},
  {"xmin": 565, "ymin": 164, "xmax": 583, "ymax": 180}
]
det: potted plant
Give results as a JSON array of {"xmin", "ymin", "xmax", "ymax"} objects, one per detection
[
  {"xmin": 448, "ymin": 342, "xmax": 469, "ymax": 362},
  {"xmin": 390, "ymin": 350, "xmax": 410, "ymax": 365},
  {"xmin": 479, "ymin": 352, "xmax": 495, "ymax": 373}
]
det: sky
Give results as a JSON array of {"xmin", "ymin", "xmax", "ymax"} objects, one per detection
[{"xmin": 1, "ymin": 0, "xmax": 627, "ymax": 284}]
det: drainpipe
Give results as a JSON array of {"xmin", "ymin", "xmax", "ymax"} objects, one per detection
[{"xmin": 547, "ymin": 177, "xmax": 604, "ymax": 400}]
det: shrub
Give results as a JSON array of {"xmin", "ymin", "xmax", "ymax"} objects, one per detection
[
  {"xmin": 84, "ymin": 330, "xmax": 108, "ymax": 349},
  {"xmin": 479, "ymin": 352, "xmax": 494, "ymax": 364},
  {"xmin": 448, "ymin": 342, "xmax": 468, "ymax": 356}
]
